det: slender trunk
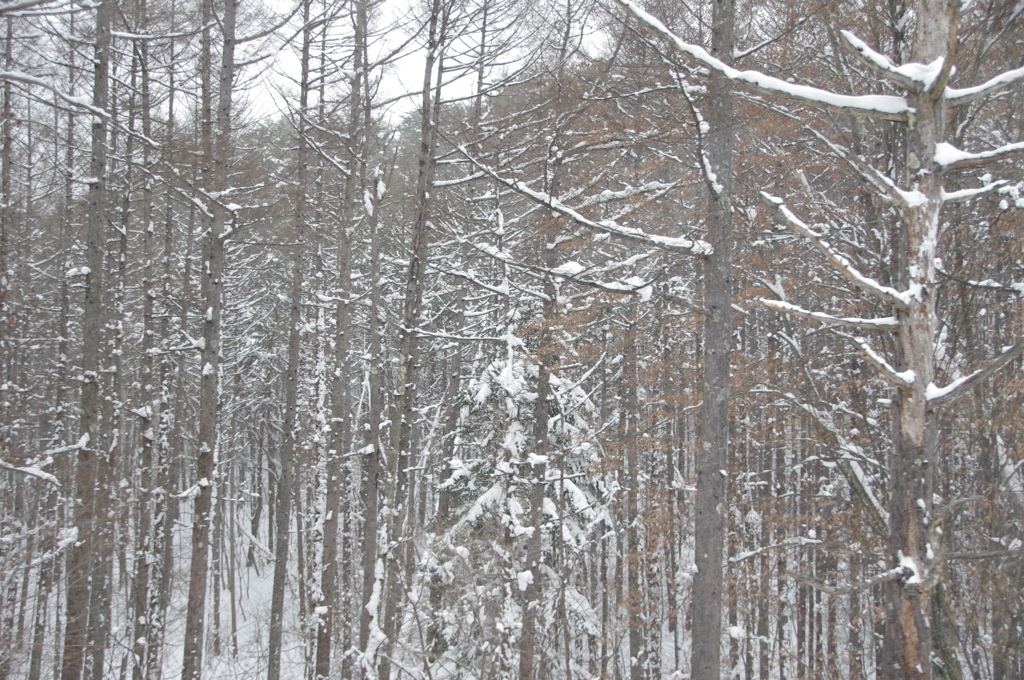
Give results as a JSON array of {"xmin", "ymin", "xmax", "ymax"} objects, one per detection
[
  {"xmin": 61, "ymin": 0, "xmax": 112, "ymax": 676},
  {"xmin": 379, "ymin": 3, "xmax": 446, "ymax": 675},
  {"xmin": 0, "ymin": 18, "xmax": 12, "ymax": 429},
  {"xmin": 267, "ymin": 0, "xmax": 309, "ymax": 669},
  {"xmin": 183, "ymin": 0, "xmax": 234, "ymax": 672},
  {"xmin": 316, "ymin": 1, "xmax": 355, "ymax": 674}
]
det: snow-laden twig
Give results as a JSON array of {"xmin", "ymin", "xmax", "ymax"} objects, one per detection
[
  {"xmin": 759, "ymin": 192, "xmax": 908, "ymax": 309},
  {"xmin": 761, "ymin": 299, "xmax": 899, "ymax": 331},
  {"xmin": 784, "ymin": 564, "xmax": 912, "ymax": 596},
  {"xmin": 0, "ymin": 459, "xmax": 61, "ymax": 486},
  {"xmin": 457, "ymin": 145, "xmax": 712, "ymax": 256},
  {"xmin": 0, "ymin": 70, "xmax": 109, "ymax": 119},
  {"xmin": 947, "ymin": 64, "xmax": 1024, "ymax": 107},
  {"xmin": 729, "ymin": 536, "xmax": 822, "ymax": 563},
  {"xmin": 839, "ymin": 30, "xmax": 940, "ymax": 91}
]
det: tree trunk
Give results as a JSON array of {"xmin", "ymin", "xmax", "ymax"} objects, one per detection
[
  {"xmin": 880, "ymin": 3, "xmax": 957, "ymax": 678},
  {"xmin": 60, "ymin": 0, "xmax": 112, "ymax": 676},
  {"xmin": 267, "ymin": 0, "xmax": 310, "ymax": 671},
  {"xmin": 182, "ymin": 0, "xmax": 234, "ymax": 673},
  {"xmin": 691, "ymin": 1, "xmax": 734, "ymax": 679}
]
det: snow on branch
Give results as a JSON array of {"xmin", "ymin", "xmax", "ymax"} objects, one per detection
[
  {"xmin": 934, "ymin": 141, "xmax": 1024, "ymax": 171},
  {"xmin": 0, "ymin": 459, "xmax": 61, "ymax": 486},
  {"xmin": 761, "ymin": 299, "xmax": 899, "ymax": 331},
  {"xmin": 805, "ymin": 126, "xmax": 926, "ymax": 209},
  {"xmin": 0, "ymin": 0, "xmax": 56, "ymax": 15},
  {"xmin": 947, "ymin": 64, "xmax": 1024, "ymax": 107},
  {"xmin": 927, "ymin": 337, "xmax": 1024, "ymax": 410},
  {"xmin": 759, "ymin": 192, "xmax": 909, "ymax": 309},
  {"xmin": 838, "ymin": 30, "xmax": 941, "ymax": 92},
  {"xmin": 730, "ymin": 536, "xmax": 823, "ymax": 564},
  {"xmin": 942, "ymin": 180, "xmax": 1007, "ymax": 202},
  {"xmin": 0, "ymin": 70, "xmax": 109, "ymax": 119},
  {"xmin": 856, "ymin": 336, "xmax": 915, "ymax": 388},
  {"xmin": 457, "ymin": 146, "xmax": 712, "ymax": 257},
  {"xmin": 618, "ymin": 0, "xmax": 912, "ymax": 121},
  {"xmin": 784, "ymin": 563, "xmax": 913, "ymax": 596}
]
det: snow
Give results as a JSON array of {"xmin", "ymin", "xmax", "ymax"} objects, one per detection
[
  {"xmin": 839, "ymin": 31, "xmax": 945, "ymax": 88},
  {"xmin": 551, "ymin": 261, "xmax": 585, "ymax": 276},
  {"xmin": 934, "ymin": 142, "xmax": 971, "ymax": 166},
  {"xmin": 898, "ymin": 552, "xmax": 922, "ymax": 584},
  {"xmin": 935, "ymin": 140, "xmax": 1024, "ymax": 167},
  {"xmin": 455, "ymin": 482, "xmax": 503, "ymax": 528},
  {"xmin": 516, "ymin": 569, "xmax": 533, "ymax": 591},
  {"xmin": 623, "ymin": 276, "xmax": 652, "ymax": 301},
  {"xmin": 526, "ymin": 452, "xmax": 548, "ymax": 466},
  {"xmin": 0, "ymin": 460, "xmax": 60, "ymax": 485},
  {"xmin": 947, "ymin": 64, "xmax": 1024, "ymax": 103},
  {"xmin": 620, "ymin": 1, "xmax": 912, "ymax": 117}
]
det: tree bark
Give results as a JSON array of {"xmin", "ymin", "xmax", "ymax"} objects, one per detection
[
  {"xmin": 267, "ymin": 0, "xmax": 311, "ymax": 673},
  {"xmin": 182, "ymin": 0, "xmax": 235, "ymax": 673},
  {"xmin": 60, "ymin": 1, "xmax": 112, "ymax": 676},
  {"xmin": 691, "ymin": 1, "xmax": 734, "ymax": 679}
]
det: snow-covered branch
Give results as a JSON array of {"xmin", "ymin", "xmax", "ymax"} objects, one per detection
[
  {"xmin": 0, "ymin": 70, "xmax": 109, "ymax": 119},
  {"xmin": 784, "ymin": 564, "xmax": 913, "ymax": 596},
  {"xmin": 457, "ymin": 146, "xmax": 712, "ymax": 257},
  {"xmin": 927, "ymin": 338, "xmax": 1024, "ymax": 409},
  {"xmin": 856, "ymin": 337, "xmax": 915, "ymax": 388},
  {"xmin": 0, "ymin": 459, "xmax": 61, "ymax": 486},
  {"xmin": 934, "ymin": 141, "xmax": 1024, "ymax": 171},
  {"xmin": 759, "ymin": 192, "xmax": 909, "ymax": 309},
  {"xmin": 0, "ymin": 0, "xmax": 55, "ymax": 15},
  {"xmin": 839, "ymin": 30, "xmax": 939, "ymax": 92},
  {"xmin": 947, "ymin": 64, "xmax": 1024, "ymax": 107},
  {"xmin": 618, "ymin": 0, "xmax": 912, "ymax": 121},
  {"xmin": 761, "ymin": 299, "xmax": 899, "ymax": 331}
]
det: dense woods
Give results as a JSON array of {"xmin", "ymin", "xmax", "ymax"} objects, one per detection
[{"xmin": 0, "ymin": 0, "xmax": 1023, "ymax": 678}]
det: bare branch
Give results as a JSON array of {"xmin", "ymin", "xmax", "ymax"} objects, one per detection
[{"xmin": 784, "ymin": 565, "xmax": 911, "ymax": 596}]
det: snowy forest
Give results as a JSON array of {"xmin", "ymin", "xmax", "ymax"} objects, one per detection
[{"xmin": 1, "ymin": 0, "xmax": 1023, "ymax": 677}]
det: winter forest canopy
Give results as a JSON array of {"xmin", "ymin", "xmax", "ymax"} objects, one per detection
[{"xmin": 1, "ymin": 0, "xmax": 1023, "ymax": 677}]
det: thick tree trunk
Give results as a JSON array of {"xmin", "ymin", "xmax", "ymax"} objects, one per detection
[
  {"xmin": 880, "ymin": 3, "xmax": 957, "ymax": 679},
  {"xmin": 691, "ymin": 1, "xmax": 734, "ymax": 679}
]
